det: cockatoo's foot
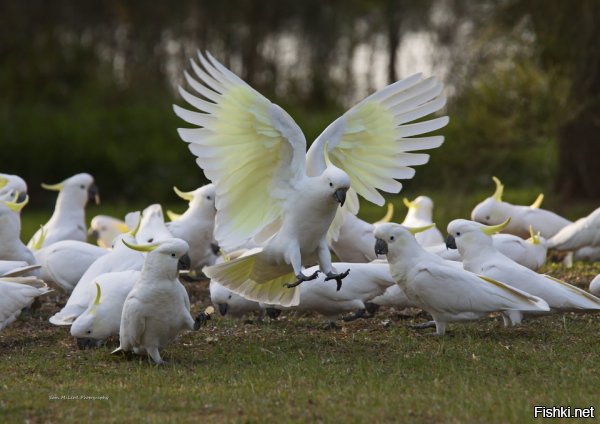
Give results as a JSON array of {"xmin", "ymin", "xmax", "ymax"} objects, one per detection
[
  {"xmin": 265, "ymin": 307, "xmax": 282, "ymax": 319},
  {"xmin": 194, "ymin": 312, "xmax": 212, "ymax": 330},
  {"xmin": 410, "ymin": 321, "xmax": 436, "ymax": 330},
  {"xmin": 285, "ymin": 270, "xmax": 320, "ymax": 288},
  {"xmin": 325, "ymin": 269, "xmax": 351, "ymax": 291}
]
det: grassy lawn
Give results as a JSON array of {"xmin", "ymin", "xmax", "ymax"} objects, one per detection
[{"xmin": 2, "ymin": 190, "xmax": 600, "ymax": 422}]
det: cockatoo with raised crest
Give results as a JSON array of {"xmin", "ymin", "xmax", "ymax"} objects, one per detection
[{"xmin": 173, "ymin": 51, "xmax": 448, "ymax": 306}]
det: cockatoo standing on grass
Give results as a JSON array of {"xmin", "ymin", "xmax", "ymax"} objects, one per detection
[
  {"xmin": 374, "ymin": 223, "xmax": 549, "ymax": 336},
  {"xmin": 446, "ymin": 218, "xmax": 600, "ymax": 325},
  {"xmin": 27, "ymin": 173, "xmax": 100, "ymax": 249},
  {"xmin": 113, "ymin": 238, "xmax": 207, "ymax": 365},
  {"xmin": 471, "ymin": 177, "xmax": 570, "ymax": 239},
  {"xmin": 174, "ymin": 51, "xmax": 448, "ymax": 306}
]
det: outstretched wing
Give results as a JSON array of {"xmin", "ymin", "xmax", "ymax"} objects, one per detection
[
  {"xmin": 306, "ymin": 73, "xmax": 448, "ymax": 206},
  {"xmin": 174, "ymin": 52, "xmax": 307, "ymax": 250}
]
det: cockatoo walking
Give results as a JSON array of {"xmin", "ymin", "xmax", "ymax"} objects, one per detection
[
  {"xmin": 446, "ymin": 218, "xmax": 600, "ymax": 325},
  {"xmin": 166, "ymin": 184, "xmax": 219, "ymax": 270},
  {"xmin": 27, "ymin": 173, "xmax": 99, "ymax": 249},
  {"xmin": 174, "ymin": 51, "xmax": 448, "ymax": 306},
  {"xmin": 471, "ymin": 177, "xmax": 570, "ymax": 239},
  {"xmin": 374, "ymin": 223, "xmax": 549, "ymax": 335},
  {"xmin": 113, "ymin": 238, "xmax": 205, "ymax": 364}
]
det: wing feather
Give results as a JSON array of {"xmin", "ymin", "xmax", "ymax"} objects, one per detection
[
  {"xmin": 174, "ymin": 52, "xmax": 307, "ymax": 250},
  {"xmin": 306, "ymin": 73, "xmax": 448, "ymax": 207}
]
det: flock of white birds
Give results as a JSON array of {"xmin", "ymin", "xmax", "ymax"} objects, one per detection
[{"xmin": 1, "ymin": 52, "xmax": 600, "ymax": 364}]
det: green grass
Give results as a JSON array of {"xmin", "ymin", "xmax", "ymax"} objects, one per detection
[{"xmin": 3, "ymin": 190, "xmax": 600, "ymax": 422}]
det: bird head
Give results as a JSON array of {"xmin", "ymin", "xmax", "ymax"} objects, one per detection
[
  {"xmin": 470, "ymin": 176, "xmax": 511, "ymax": 225},
  {"xmin": 403, "ymin": 195, "xmax": 434, "ymax": 220},
  {"xmin": 374, "ymin": 222, "xmax": 435, "ymax": 260},
  {"xmin": 123, "ymin": 237, "xmax": 191, "ymax": 278},
  {"xmin": 446, "ymin": 218, "xmax": 511, "ymax": 252},
  {"xmin": 42, "ymin": 173, "xmax": 99, "ymax": 207}
]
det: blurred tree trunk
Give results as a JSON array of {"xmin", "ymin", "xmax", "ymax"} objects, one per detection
[{"xmin": 386, "ymin": 0, "xmax": 401, "ymax": 83}]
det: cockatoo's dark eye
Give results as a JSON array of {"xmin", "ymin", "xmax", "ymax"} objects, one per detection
[
  {"xmin": 86, "ymin": 330, "xmax": 92, "ymax": 334},
  {"xmin": 228, "ymin": 295, "xmax": 232, "ymax": 299},
  {"xmin": 390, "ymin": 236, "xmax": 395, "ymax": 241},
  {"xmin": 485, "ymin": 216, "xmax": 490, "ymax": 221},
  {"xmin": 206, "ymin": 196, "xmax": 211, "ymax": 200},
  {"xmin": 101, "ymin": 226, "xmax": 107, "ymax": 231},
  {"xmin": 80, "ymin": 185, "xmax": 85, "ymax": 189},
  {"xmin": 171, "ymin": 253, "xmax": 176, "ymax": 257},
  {"xmin": 147, "ymin": 238, "xmax": 153, "ymax": 243},
  {"xmin": 329, "ymin": 182, "xmax": 333, "ymax": 187},
  {"xmin": 456, "ymin": 232, "xmax": 461, "ymax": 236}
]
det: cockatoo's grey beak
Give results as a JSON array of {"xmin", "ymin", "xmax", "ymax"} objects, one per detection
[
  {"xmin": 217, "ymin": 303, "xmax": 228, "ymax": 316},
  {"xmin": 178, "ymin": 254, "xmax": 192, "ymax": 271},
  {"xmin": 374, "ymin": 238, "xmax": 388, "ymax": 255},
  {"xmin": 445, "ymin": 235, "xmax": 457, "ymax": 250},
  {"xmin": 16, "ymin": 191, "xmax": 27, "ymax": 203},
  {"xmin": 332, "ymin": 188, "xmax": 347, "ymax": 206},
  {"xmin": 88, "ymin": 184, "xmax": 100, "ymax": 205},
  {"xmin": 88, "ymin": 228, "xmax": 100, "ymax": 240}
]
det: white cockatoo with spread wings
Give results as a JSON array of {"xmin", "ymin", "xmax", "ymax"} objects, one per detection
[{"xmin": 173, "ymin": 51, "xmax": 448, "ymax": 307}]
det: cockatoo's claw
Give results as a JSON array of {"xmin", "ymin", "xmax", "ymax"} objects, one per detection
[
  {"xmin": 364, "ymin": 302, "xmax": 380, "ymax": 316},
  {"xmin": 325, "ymin": 269, "xmax": 350, "ymax": 291},
  {"xmin": 342, "ymin": 308, "xmax": 367, "ymax": 322},
  {"xmin": 194, "ymin": 312, "xmax": 211, "ymax": 330},
  {"xmin": 286, "ymin": 270, "xmax": 320, "ymax": 288}
]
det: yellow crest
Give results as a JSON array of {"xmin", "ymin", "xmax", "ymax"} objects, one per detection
[{"xmin": 480, "ymin": 217, "xmax": 511, "ymax": 236}]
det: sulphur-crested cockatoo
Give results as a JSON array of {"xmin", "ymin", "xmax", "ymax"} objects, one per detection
[
  {"xmin": 35, "ymin": 240, "xmax": 108, "ymax": 292},
  {"xmin": 0, "ymin": 277, "xmax": 52, "ymax": 331},
  {"xmin": 174, "ymin": 51, "xmax": 448, "ymax": 306},
  {"xmin": 49, "ymin": 220, "xmax": 145, "ymax": 325},
  {"xmin": 401, "ymin": 196, "xmax": 443, "ymax": 246},
  {"xmin": 113, "ymin": 238, "xmax": 205, "ymax": 364},
  {"xmin": 329, "ymin": 204, "xmax": 394, "ymax": 263},
  {"xmin": 471, "ymin": 177, "xmax": 570, "ymax": 239},
  {"xmin": 28, "ymin": 173, "xmax": 99, "ymax": 249},
  {"xmin": 70, "ymin": 270, "xmax": 140, "ymax": 348},
  {"xmin": 446, "ymin": 218, "xmax": 600, "ymax": 325},
  {"xmin": 166, "ymin": 184, "xmax": 219, "ymax": 270},
  {"xmin": 426, "ymin": 226, "xmax": 548, "ymax": 271},
  {"xmin": 0, "ymin": 195, "xmax": 35, "ymax": 266},
  {"xmin": 374, "ymin": 223, "xmax": 549, "ymax": 335},
  {"xmin": 0, "ymin": 173, "xmax": 28, "ymax": 202},
  {"xmin": 88, "ymin": 215, "xmax": 129, "ymax": 249},
  {"xmin": 547, "ymin": 207, "xmax": 600, "ymax": 252}
]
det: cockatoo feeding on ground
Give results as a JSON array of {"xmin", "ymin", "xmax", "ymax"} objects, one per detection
[
  {"xmin": 174, "ymin": 51, "xmax": 448, "ymax": 306},
  {"xmin": 374, "ymin": 223, "xmax": 549, "ymax": 335},
  {"xmin": 88, "ymin": 215, "xmax": 129, "ymax": 249}
]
